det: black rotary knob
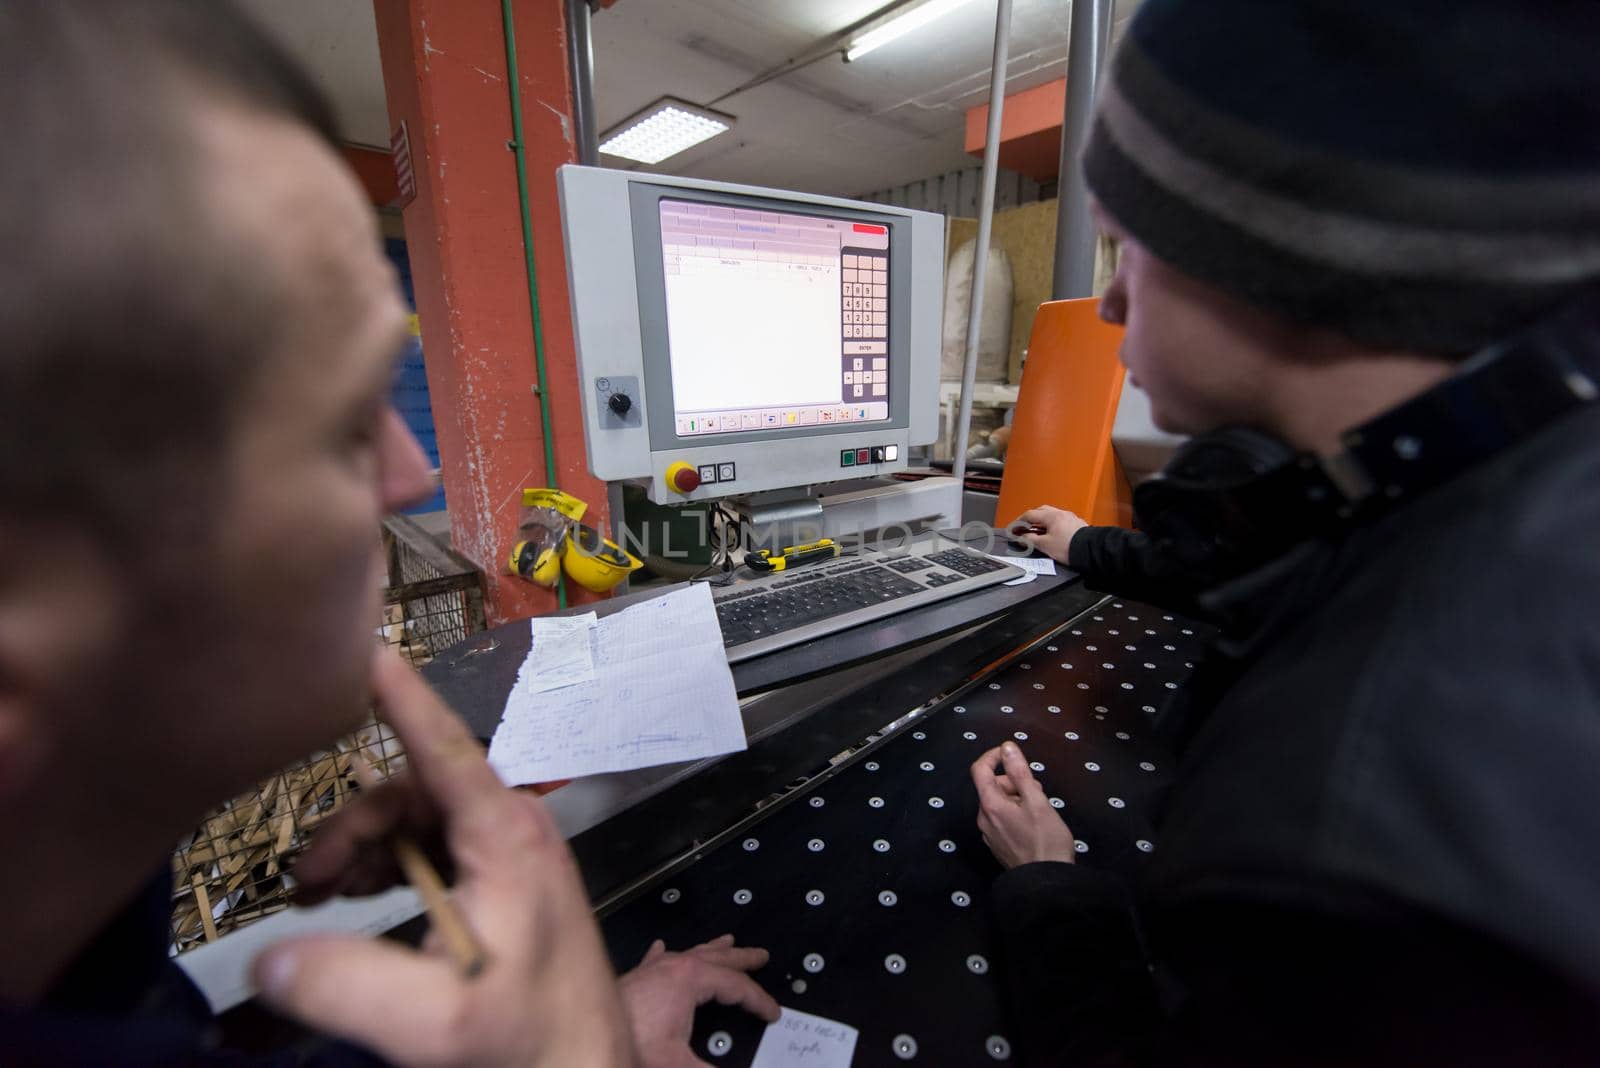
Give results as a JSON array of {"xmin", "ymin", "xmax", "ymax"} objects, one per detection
[{"xmin": 608, "ymin": 392, "xmax": 633, "ymax": 417}]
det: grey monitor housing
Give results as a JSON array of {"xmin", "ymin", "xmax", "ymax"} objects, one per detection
[{"xmin": 557, "ymin": 165, "xmax": 945, "ymax": 505}]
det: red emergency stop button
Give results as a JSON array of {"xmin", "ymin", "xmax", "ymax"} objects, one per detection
[{"xmin": 666, "ymin": 461, "xmax": 701, "ymax": 494}]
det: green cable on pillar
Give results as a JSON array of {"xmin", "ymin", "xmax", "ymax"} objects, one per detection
[{"xmin": 500, "ymin": 0, "xmax": 565, "ymax": 608}]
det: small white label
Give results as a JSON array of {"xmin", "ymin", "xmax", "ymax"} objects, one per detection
[{"xmin": 751, "ymin": 1007, "xmax": 859, "ymax": 1068}]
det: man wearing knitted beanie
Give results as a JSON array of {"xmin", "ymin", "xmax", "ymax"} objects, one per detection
[{"xmin": 974, "ymin": 1, "xmax": 1600, "ymax": 1064}]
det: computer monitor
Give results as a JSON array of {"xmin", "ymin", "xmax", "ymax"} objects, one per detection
[{"xmin": 557, "ymin": 165, "xmax": 944, "ymax": 504}]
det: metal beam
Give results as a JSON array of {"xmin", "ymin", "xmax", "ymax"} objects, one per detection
[
  {"xmin": 950, "ymin": 0, "xmax": 1014, "ymax": 487},
  {"xmin": 1052, "ymin": 0, "xmax": 1113, "ymax": 300},
  {"xmin": 565, "ymin": 0, "xmax": 599, "ymax": 165}
]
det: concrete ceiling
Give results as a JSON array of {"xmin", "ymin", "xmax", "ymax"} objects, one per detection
[
  {"xmin": 236, "ymin": 0, "xmax": 392, "ymax": 148},
  {"xmin": 593, "ymin": 0, "xmax": 1137, "ymax": 197},
  {"xmin": 237, "ymin": 0, "xmax": 1139, "ymax": 197}
]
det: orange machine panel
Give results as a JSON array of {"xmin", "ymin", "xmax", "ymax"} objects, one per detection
[{"xmin": 994, "ymin": 298, "xmax": 1134, "ymax": 531}]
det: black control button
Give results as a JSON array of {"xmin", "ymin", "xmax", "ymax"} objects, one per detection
[{"xmin": 608, "ymin": 392, "xmax": 633, "ymax": 417}]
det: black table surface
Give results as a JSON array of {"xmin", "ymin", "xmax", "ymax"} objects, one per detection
[
  {"xmin": 597, "ymin": 597, "xmax": 1210, "ymax": 1066},
  {"xmin": 220, "ymin": 544, "xmax": 1149, "ymax": 1057},
  {"xmin": 222, "ymin": 581, "xmax": 1208, "ymax": 1062},
  {"xmin": 414, "ymin": 530, "xmax": 1102, "ymax": 904},
  {"xmin": 420, "ymin": 532, "xmax": 1087, "ymax": 743}
]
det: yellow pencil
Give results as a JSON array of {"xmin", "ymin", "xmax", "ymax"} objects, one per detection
[{"xmin": 349, "ymin": 752, "xmax": 488, "ymax": 978}]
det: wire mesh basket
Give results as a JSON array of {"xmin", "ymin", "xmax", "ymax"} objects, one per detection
[
  {"xmin": 379, "ymin": 514, "xmax": 487, "ymax": 666},
  {"xmin": 168, "ymin": 515, "xmax": 485, "ymax": 955}
]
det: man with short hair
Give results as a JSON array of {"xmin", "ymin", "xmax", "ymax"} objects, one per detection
[
  {"xmin": 0, "ymin": 2, "xmax": 775, "ymax": 1063},
  {"xmin": 973, "ymin": 0, "xmax": 1600, "ymax": 1063}
]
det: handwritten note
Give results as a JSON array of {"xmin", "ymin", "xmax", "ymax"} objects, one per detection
[
  {"xmin": 988, "ymin": 552, "xmax": 1058, "ymax": 585},
  {"xmin": 487, "ymin": 584, "xmax": 747, "ymax": 783},
  {"xmin": 751, "ymin": 1008, "xmax": 858, "ymax": 1068},
  {"xmin": 524, "ymin": 612, "xmax": 597, "ymax": 694}
]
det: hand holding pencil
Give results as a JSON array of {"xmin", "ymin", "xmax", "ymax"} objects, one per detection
[
  {"xmin": 252, "ymin": 648, "xmax": 634, "ymax": 1068},
  {"xmin": 343, "ymin": 749, "xmax": 486, "ymax": 978}
]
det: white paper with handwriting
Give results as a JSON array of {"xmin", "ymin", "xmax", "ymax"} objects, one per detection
[
  {"xmin": 751, "ymin": 1008, "xmax": 858, "ymax": 1067},
  {"xmin": 487, "ymin": 584, "xmax": 746, "ymax": 783},
  {"xmin": 988, "ymin": 552, "xmax": 1058, "ymax": 585}
]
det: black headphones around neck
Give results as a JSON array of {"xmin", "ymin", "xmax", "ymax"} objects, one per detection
[{"xmin": 1132, "ymin": 302, "xmax": 1600, "ymax": 581}]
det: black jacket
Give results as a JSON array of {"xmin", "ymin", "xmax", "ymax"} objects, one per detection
[
  {"xmin": 993, "ymin": 404, "xmax": 1600, "ymax": 1065},
  {"xmin": 0, "ymin": 870, "xmax": 383, "ymax": 1066}
]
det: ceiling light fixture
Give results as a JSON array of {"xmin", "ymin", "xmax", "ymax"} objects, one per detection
[
  {"xmin": 598, "ymin": 97, "xmax": 735, "ymax": 165},
  {"xmin": 844, "ymin": 0, "xmax": 983, "ymax": 62}
]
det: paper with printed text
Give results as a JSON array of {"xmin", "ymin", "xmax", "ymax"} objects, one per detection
[
  {"xmin": 523, "ymin": 612, "xmax": 597, "ymax": 694},
  {"xmin": 988, "ymin": 552, "xmax": 1058, "ymax": 585}
]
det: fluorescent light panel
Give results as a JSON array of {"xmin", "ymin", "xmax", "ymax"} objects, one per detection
[
  {"xmin": 845, "ymin": 0, "xmax": 982, "ymax": 62},
  {"xmin": 599, "ymin": 99, "xmax": 732, "ymax": 165}
]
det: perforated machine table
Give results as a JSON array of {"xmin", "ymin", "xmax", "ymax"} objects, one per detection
[
  {"xmin": 215, "ymin": 553, "xmax": 1209, "ymax": 1064},
  {"xmin": 596, "ymin": 598, "xmax": 1209, "ymax": 1066}
]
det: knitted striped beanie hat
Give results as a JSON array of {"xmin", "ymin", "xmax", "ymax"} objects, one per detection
[{"xmin": 1083, "ymin": 0, "xmax": 1600, "ymax": 356}]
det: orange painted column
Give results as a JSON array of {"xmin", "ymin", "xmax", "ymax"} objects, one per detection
[
  {"xmin": 339, "ymin": 144, "xmax": 400, "ymax": 206},
  {"xmin": 373, "ymin": 0, "xmax": 608, "ymax": 623}
]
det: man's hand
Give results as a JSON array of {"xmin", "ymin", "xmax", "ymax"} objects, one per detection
[
  {"xmin": 617, "ymin": 935, "xmax": 780, "ymax": 1068},
  {"xmin": 971, "ymin": 742, "xmax": 1077, "ymax": 869},
  {"xmin": 252, "ymin": 648, "xmax": 634, "ymax": 1068},
  {"xmin": 288, "ymin": 735, "xmax": 443, "ymax": 907},
  {"xmin": 1010, "ymin": 505, "xmax": 1087, "ymax": 565}
]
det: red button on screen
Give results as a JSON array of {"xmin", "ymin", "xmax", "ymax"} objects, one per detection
[{"xmin": 852, "ymin": 223, "xmax": 887, "ymax": 234}]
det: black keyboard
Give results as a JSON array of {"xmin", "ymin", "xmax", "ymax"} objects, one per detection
[{"xmin": 711, "ymin": 539, "xmax": 1022, "ymax": 663}]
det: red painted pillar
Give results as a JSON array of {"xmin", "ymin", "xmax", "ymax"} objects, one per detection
[{"xmin": 372, "ymin": 0, "xmax": 608, "ymax": 624}]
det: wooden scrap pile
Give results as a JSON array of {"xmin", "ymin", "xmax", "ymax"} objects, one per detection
[
  {"xmin": 169, "ymin": 725, "xmax": 405, "ymax": 954},
  {"xmin": 379, "ymin": 600, "xmax": 441, "ymax": 668}
]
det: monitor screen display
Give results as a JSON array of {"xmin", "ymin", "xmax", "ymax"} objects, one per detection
[{"xmin": 659, "ymin": 198, "xmax": 891, "ymax": 436}]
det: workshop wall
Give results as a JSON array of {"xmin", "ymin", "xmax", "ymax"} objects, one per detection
[
  {"xmin": 947, "ymin": 199, "xmax": 1121, "ymax": 387},
  {"xmin": 946, "ymin": 198, "xmax": 1058, "ymax": 385}
]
